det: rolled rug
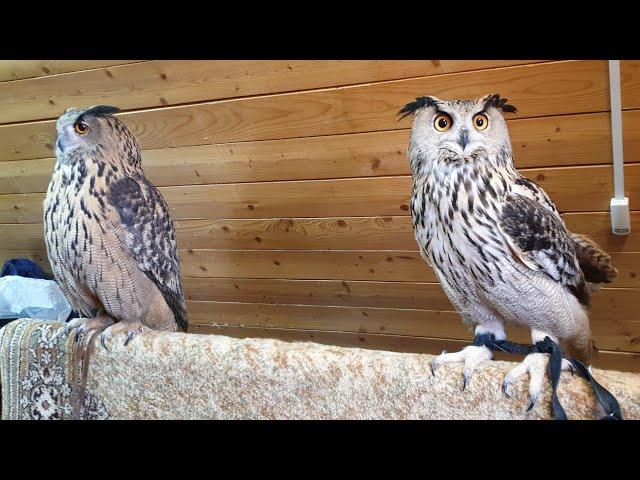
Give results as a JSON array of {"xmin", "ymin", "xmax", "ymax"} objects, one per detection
[{"xmin": 1, "ymin": 319, "xmax": 639, "ymax": 420}]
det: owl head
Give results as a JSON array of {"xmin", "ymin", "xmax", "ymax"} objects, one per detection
[
  {"xmin": 399, "ymin": 94, "xmax": 517, "ymax": 173},
  {"xmin": 55, "ymin": 105, "xmax": 142, "ymax": 169}
]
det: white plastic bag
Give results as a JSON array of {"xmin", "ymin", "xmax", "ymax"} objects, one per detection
[{"xmin": 0, "ymin": 275, "xmax": 72, "ymax": 322}]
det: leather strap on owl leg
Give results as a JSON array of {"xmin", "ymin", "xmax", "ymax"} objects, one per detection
[
  {"xmin": 472, "ymin": 333, "xmax": 623, "ymax": 420},
  {"xmin": 533, "ymin": 336, "xmax": 567, "ymax": 420}
]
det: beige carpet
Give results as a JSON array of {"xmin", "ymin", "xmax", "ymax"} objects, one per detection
[{"xmin": 1, "ymin": 319, "xmax": 639, "ymax": 419}]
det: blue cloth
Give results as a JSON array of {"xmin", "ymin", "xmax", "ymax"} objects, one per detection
[{"xmin": 1, "ymin": 259, "xmax": 49, "ymax": 280}]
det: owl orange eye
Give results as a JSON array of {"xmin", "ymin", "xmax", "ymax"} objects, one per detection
[
  {"xmin": 434, "ymin": 114, "xmax": 452, "ymax": 132},
  {"xmin": 473, "ymin": 113, "xmax": 489, "ymax": 131},
  {"xmin": 74, "ymin": 121, "xmax": 89, "ymax": 135}
]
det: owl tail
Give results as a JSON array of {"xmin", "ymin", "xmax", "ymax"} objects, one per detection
[{"xmin": 570, "ymin": 232, "xmax": 618, "ymax": 284}]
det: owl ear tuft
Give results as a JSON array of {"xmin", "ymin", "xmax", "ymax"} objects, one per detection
[
  {"xmin": 398, "ymin": 96, "xmax": 439, "ymax": 121},
  {"xmin": 482, "ymin": 93, "xmax": 517, "ymax": 114}
]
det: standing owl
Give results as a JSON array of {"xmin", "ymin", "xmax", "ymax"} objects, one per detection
[
  {"xmin": 400, "ymin": 94, "xmax": 617, "ymax": 409},
  {"xmin": 44, "ymin": 105, "xmax": 188, "ymax": 348}
]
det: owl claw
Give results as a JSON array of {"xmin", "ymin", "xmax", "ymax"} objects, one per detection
[
  {"xmin": 124, "ymin": 330, "xmax": 136, "ymax": 346},
  {"xmin": 100, "ymin": 333, "xmax": 109, "ymax": 351},
  {"xmin": 502, "ymin": 379, "xmax": 513, "ymax": 398},
  {"xmin": 504, "ymin": 353, "xmax": 575, "ymax": 415},
  {"xmin": 429, "ymin": 345, "xmax": 493, "ymax": 387},
  {"xmin": 124, "ymin": 331, "xmax": 134, "ymax": 346}
]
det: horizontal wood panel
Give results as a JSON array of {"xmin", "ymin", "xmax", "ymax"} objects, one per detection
[
  {"xmin": 0, "ymin": 111, "xmax": 617, "ymax": 195},
  {"xmin": 188, "ymin": 324, "xmax": 640, "ymax": 373},
  {"xmin": 1, "ymin": 248, "xmax": 636, "ymax": 351},
  {"xmin": 608, "ymin": 252, "xmax": 640, "ymax": 288},
  {"xmin": 187, "ymin": 300, "xmax": 465, "ymax": 339},
  {"xmin": 182, "ymin": 250, "xmax": 640, "ymax": 287},
  {"xmin": 0, "ymin": 60, "xmax": 541, "ymax": 125},
  {"xmin": 561, "ymin": 212, "xmax": 640, "ymax": 252},
  {"xmin": 180, "ymin": 250, "xmax": 435, "ymax": 282},
  {"xmin": 0, "ymin": 61, "xmax": 139, "ymax": 83},
  {"xmin": 1, "ymin": 164, "xmax": 634, "ymax": 224},
  {"xmin": 182, "ymin": 277, "xmax": 634, "ymax": 316},
  {"xmin": 173, "ymin": 216, "xmax": 414, "ymax": 250},
  {"xmin": 621, "ymin": 60, "xmax": 640, "ymax": 110},
  {"xmin": 176, "ymin": 212, "xmax": 640, "ymax": 252},
  {"xmin": 3, "ymin": 249, "xmax": 637, "ymax": 287},
  {"xmin": 183, "ymin": 278, "xmax": 454, "ymax": 310},
  {"xmin": 3, "ymin": 212, "xmax": 638, "ymax": 253},
  {"xmin": 0, "ymin": 61, "xmax": 609, "ymax": 162},
  {"xmin": 184, "ymin": 285, "xmax": 640, "ymax": 352}
]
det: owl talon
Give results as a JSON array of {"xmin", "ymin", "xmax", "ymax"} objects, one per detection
[
  {"xmin": 502, "ymin": 379, "xmax": 513, "ymax": 398},
  {"xmin": 504, "ymin": 352, "xmax": 575, "ymax": 414},
  {"xmin": 429, "ymin": 345, "xmax": 493, "ymax": 387},
  {"xmin": 431, "ymin": 350, "xmax": 451, "ymax": 376},
  {"xmin": 124, "ymin": 330, "xmax": 136, "ymax": 346},
  {"xmin": 100, "ymin": 333, "xmax": 109, "ymax": 351}
]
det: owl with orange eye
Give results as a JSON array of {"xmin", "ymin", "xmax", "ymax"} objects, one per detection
[
  {"xmin": 399, "ymin": 94, "xmax": 617, "ymax": 414},
  {"xmin": 44, "ymin": 106, "xmax": 188, "ymax": 350}
]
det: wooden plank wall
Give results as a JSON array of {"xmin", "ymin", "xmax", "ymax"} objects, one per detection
[{"xmin": 0, "ymin": 60, "xmax": 639, "ymax": 372}]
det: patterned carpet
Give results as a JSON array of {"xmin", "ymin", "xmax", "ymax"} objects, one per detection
[{"xmin": 0, "ymin": 319, "xmax": 108, "ymax": 419}]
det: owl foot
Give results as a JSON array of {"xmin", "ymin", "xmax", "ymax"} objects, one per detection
[
  {"xmin": 99, "ymin": 321, "xmax": 145, "ymax": 351},
  {"xmin": 502, "ymin": 353, "xmax": 574, "ymax": 410},
  {"xmin": 430, "ymin": 345, "xmax": 493, "ymax": 391},
  {"xmin": 66, "ymin": 314, "xmax": 115, "ymax": 342}
]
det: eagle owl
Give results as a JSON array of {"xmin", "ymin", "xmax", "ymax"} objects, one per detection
[
  {"xmin": 44, "ymin": 106, "xmax": 188, "ymax": 347},
  {"xmin": 400, "ymin": 94, "xmax": 617, "ymax": 407}
]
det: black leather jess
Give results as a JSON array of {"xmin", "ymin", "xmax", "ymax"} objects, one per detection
[{"xmin": 472, "ymin": 333, "xmax": 623, "ymax": 420}]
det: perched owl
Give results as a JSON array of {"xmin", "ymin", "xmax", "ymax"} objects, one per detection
[
  {"xmin": 400, "ymin": 94, "xmax": 617, "ymax": 408},
  {"xmin": 44, "ymin": 106, "xmax": 188, "ymax": 348}
]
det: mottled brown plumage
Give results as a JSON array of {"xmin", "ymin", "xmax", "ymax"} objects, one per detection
[
  {"xmin": 569, "ymin": 232, "xmax": 618, "ymax": 285},
  {"xmin": 44, "ymin": 106, "xmax": 187, "ymax": 346}
]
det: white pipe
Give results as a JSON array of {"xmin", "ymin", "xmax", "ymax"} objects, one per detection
[
  {"xmin": 609, "ymin": 60, "xmax": 631, "ymax": 235},
  {"xmin": 609, "ymin": 60, "xmax": 625, "ymax": 199}
]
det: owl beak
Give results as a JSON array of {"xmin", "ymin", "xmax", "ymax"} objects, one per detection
[{"xmin": 457, "ymin": 129, "xmax": 469, "ymax": 151}]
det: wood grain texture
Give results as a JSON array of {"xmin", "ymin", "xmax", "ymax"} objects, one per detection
[
  {"xmin": 183, "ymin": 278, "xmax": 454, "ymax": 309},
  {"xmin": 185, "ymin": 290, "xmax": 640, "ymax": 352},
  {"xmin": 3, "ymin": 212, "xmax": 638, "ymax": 253},
  {"xmin": 0, "ymin": 164, "xmax": 635, "ymax": 223},
  {"xmin": 621, "ymin": 60, "xmax": 640, "ymax": 110},
  {"xmin": 562, "ymin": 212, "xmax": 640, "ymax": 252},
  {"xmin": 0, "ymin": 60, "xmax": 540, "ymax": 124},
  {"xmin": 0, "ymin": 60, "xmax": 608, "ymax": 162},
  {"xmin": 0, "ymin": 61, "xmax": 139, "ymax": 83},
  {"xmin": 188, "ymin": 324, "xmax": 640, "ymax": 372},
  {"xmin": 0, "ymin": 110, "xmax": 616, "ymax": 195},
  {"xmin": 3, "ymin": 249, "xmax": 638, "ymax": 287},
  {"xmin": 187, "ymin": 300, "xmax": 465, "ymax": 339},
  {"xmin": 179, "ymin": 250, "xmax": 435, "ymax": 282},
  {"xmin": 608, "ymin": 252, "xmax": 640, "ymax": 288},
  {"xmin": 183, "ymin": 280, "xmax": 640, "ymax": 353}
]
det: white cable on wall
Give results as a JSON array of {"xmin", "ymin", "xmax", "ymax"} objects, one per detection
[{"xmin": 609, "ymin": 60, "xmax": 631, "ymax": 235}]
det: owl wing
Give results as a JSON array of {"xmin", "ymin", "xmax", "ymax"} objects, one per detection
[
  {"xmin": 497, "ymin": 190, "xmax": 589, "ymax": 306},
  {"xmin": 106, "ymin": 175, "xmax": 188, "ymax": 331},
  {"xmin": 508, "ymin": 176, "xmax": 617, "ymax": 285}
]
